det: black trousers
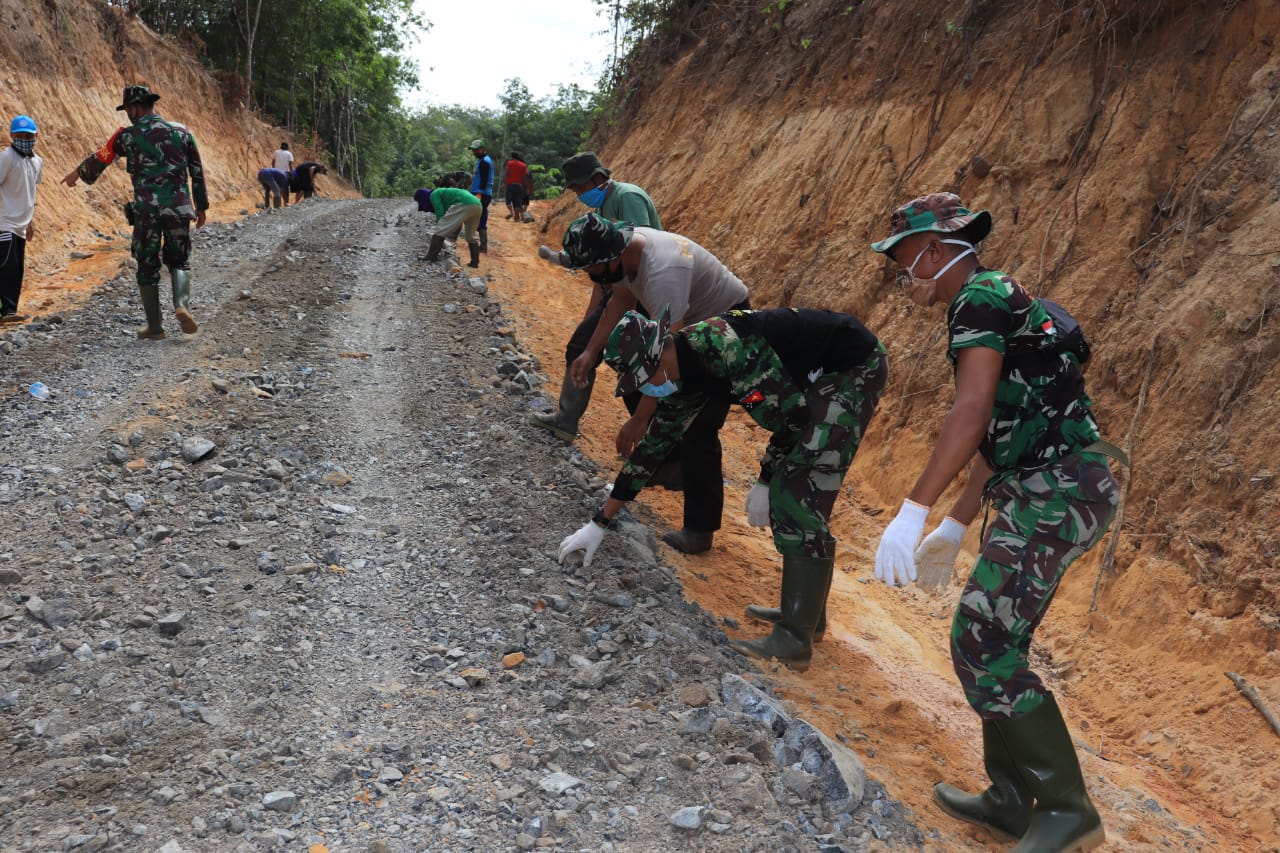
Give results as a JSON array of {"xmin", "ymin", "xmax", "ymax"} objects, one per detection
[
  {"xmin": 567, "ymin": 296, "xmax": 750, "ymax": 533},
  {"xmin": 0, "ymin": 234, "xmax": 26, "ymax": 315}
]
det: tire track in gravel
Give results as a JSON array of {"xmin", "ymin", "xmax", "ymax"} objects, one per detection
[{"xmin": 1, "ymin": 199, "xmax": 926, "ymax": 852}]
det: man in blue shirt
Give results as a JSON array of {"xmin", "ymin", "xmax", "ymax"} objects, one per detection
[
  {"xmin": 257, "ymin": 167, "xmax": 288, "ymax": 210},
  {"xmin": 468, "ymin": 140, "xmax": 493, "ymax": 253}
]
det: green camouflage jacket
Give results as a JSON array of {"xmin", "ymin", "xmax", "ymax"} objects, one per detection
[
  {"xmin": 947, "ymin": 269, "xmax": 1102, "ymax": 477},
  {"xmin": 76, "ymin": 113, "xmax": 208, "ymax": 218},
  {"xmin": 612, "ymin": 308, "xmax": 879, "ymax": 500}
]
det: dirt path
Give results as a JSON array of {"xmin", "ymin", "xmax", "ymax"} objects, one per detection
[
  {"xmin": 0, "ymin": 197, "xmax": 1262, "ymax": 852},
  {"xmin": 0, "ymin": 199, "xmax": 922, "ymax": 852}
]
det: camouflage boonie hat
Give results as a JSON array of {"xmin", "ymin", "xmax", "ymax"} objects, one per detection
[
  {"xmin": 603, "ymin": 305, "xmax": 672, "ymax": 397},
  {"xmin": 870, "ymin": 192, "xmax": 992, "ymax": 258},
  {"xmin": 116, "ymin": 84, "xmax": 161, "ymax": 111},
  {"xmin": 561, "ymin": 212, "xmax": 633, "ymax": 269}
]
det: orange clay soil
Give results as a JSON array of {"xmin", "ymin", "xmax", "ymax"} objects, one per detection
[{"xmin": 483, "ymin": 201, "xmax": 1277, "ymax": 852}]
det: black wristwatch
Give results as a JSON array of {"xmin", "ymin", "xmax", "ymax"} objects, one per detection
[{"xmin": 592, "ymin": 510, "xmax": 615, "ymax": 530}]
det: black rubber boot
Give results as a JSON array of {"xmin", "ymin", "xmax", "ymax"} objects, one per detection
[
  {"xmin": 467, "ymin": 242, "xmax": 481, "ymax": 268},
  {"xmin": 136, "ymin": 284, "xmax": 165, "ymax": 340},
  {"xmin": 170, "ymin": 268, "xmax": 198, "ymax": 334},
  {"xmin": 1002, "ymin": 693, "xmax": 1105, "ymax": 853},
  {"xmin": 745, "ymin": 537, "xmax": 835, "ymax": 642},
  {"xmin": 478, "ymin": 229, "xmax": 488, "ymax": 253},
  {"xmin": 425, "ymin": 235, "xmax": 446, "ymax": 262},
  {"xmin": 729, "ymin": 553, "xmax": 832, "ymax": 672},
  {"xmin": 529, "ymin": 372, "xmax": 594, "ymax": 441},
  {"xmin": 933, "ymin": 718, "xmax": 1032, "ymax": 841},
  {"xmin": 661, "ymin": 528, "xmax": 714, "ymax": 554}
]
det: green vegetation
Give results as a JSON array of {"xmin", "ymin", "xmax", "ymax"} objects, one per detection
[
  {"xmin": 375, "ymin": 80, "xmax": 598, "ymax": 199},
  {"xmin": 118, "ymin": 0, "xmax": 599, "ymax": 197}
]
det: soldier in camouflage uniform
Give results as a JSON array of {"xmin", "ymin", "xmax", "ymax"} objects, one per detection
[
  {"xmin": 557, "ymin": 304, "xmax": 887, "ymax": 672},
  {"xmin": 870, "ymin": 193, "xmax": 1120, "ymax": 853},
  {"xmin": 62, "ymin": 85, "xmax": 207, "ymax": 340}
]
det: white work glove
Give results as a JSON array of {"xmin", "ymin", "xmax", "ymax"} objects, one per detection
[
  {"xmin": 745, "ymin": 481, "xmax": 770, "ymax": 528},
  {"xmin": 558, "ymin": 520, "xmax": 606, "ymax": 567},
  {"xmin": 914, "ymin": 517, "xmax": 968, "ymax": 591},
  {"xmin": 874, "ymin": 499, "xmax": 929, "ymax": 587},
  {"xmin": 538, "ymin": 245, "xmax": 570, "ymax": 267}
]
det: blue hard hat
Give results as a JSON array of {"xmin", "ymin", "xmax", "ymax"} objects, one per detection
[{"xmin": 10, "ymin": 115, "xmax": 37, "ymax": 135}]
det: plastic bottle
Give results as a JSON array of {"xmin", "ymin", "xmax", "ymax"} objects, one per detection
[{"xmin": 28, "ymin": 382, "xmax": 51, "ymax": 401}]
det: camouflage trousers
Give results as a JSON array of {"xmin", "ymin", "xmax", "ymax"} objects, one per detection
[
  {"xmin": 951, "ymin": 452, "xmax": 1119, "ymax": 719},
  {"xmin": 132, "ymin": 214, "xmax": 192, "ymax": 288},
  {"xmin": 770, "ymin": 344, "xmax": 888, "ymax": 558}
]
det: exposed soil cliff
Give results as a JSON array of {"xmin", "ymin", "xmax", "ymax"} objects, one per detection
[
  {"xmin": 0, "ymin": 0, "xmax": 355, "ymax": 306},
  {"xmin": 524, "ymin": 0, "xmax": 1279, "ymax": 846},
  {"xmin": 6, "ymin": 0, "xmax": 1278, "ymax": 848}
]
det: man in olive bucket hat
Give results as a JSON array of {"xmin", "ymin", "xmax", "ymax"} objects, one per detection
[
  {"xmin": 549, "ymin": 212, "xmax": 751, "ymax": 555},
  {"xmin": 870, "ymin": 192, "xmax": 1125, "ymax": 853},
  {"xmin": 531, "ymin": 152, "xmax": 661, "ymax": 444},
  {"xmin": 556, "ymin": 304, "xmax": 888, "ymax": 671}
]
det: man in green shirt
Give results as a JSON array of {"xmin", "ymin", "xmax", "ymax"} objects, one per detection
[{"xmin": 414, "ymin": 187, "xmax": 482, "ymax": 268}]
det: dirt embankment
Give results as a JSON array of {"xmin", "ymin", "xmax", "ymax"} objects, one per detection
[
  {"xmin": 0, "ymin": 0, "xmax": 357, "ymax": 308},
  {"xmin": 517, "ymin": 0, "xmax": 1279, "ymax": 846},
  {"xmin": 7, "ymin": 0, "xmax": 1279, "ymax": 848}
]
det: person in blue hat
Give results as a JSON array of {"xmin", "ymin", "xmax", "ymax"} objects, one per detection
[{"xmin": 0, "ymin": 115, "xmax": 42, "ymax": 323}]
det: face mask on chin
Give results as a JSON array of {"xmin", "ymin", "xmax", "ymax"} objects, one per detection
[
  {"xmin": 577, "ymin": 184, "xmax": 607, "ymax": 208},
  {"xmin": 589, "ymin": 259, "xmax": 626, "ymax": 286},
  {"xmin": 900, "ymin": 238, "xmax": 976, "ymax": 306}
]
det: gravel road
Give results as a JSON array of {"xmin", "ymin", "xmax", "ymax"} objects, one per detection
[{"xmin": 0, "ymin": 199, "xmax": 925, "ymax": 852}]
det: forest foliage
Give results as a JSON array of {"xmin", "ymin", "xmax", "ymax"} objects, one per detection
[{"xmin": 114, "ymin": 0, "xmax": 609, "ymax": 196}]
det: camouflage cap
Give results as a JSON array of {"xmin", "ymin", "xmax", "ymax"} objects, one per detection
[
  {"xmin": 603, "ymin": 305, "xmax": 672, "ymax": 397},
  {"xmin": 116, "ymin": 84, "xmax": 161, "ymax": 111},
  {"xmin": 561, "ymin": 212, "xmax": 633, "ymax": 269},
  {"xmin": 870, "ymin": 192, "xmax": 992, "ymax": 257}
]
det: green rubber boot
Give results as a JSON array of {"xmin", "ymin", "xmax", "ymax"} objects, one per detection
[
  {"xmin": 530, "ymin": 372, "xmax": 594, "ymax": 441},
  {"xmin": 729, "ymin": 552, "xmax": 832, "ymax": 672},
  {"xmin": 744, "ymin": 537, "xmax": 835, "ymax": 642},
  {"xmin": 933, "ymin": 718, "xmax": 1032, "ymax": 841},
  {"xmin": 171, "ymin": 268, "xmax": 198, "ymax": 334},
  {"xmin": 136, "ymin": 284, "xmax": 165, "ymax": 340},
  {"xmin": 1003, "ymin": 693, "xmax": 1105, "ymax": 853}
]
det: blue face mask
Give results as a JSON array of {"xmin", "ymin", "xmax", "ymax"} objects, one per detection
[
  {"xmin": 577, "ymin": 184, "xmax": 607, "ymax": 208},
  {"xmin": 639, "ymin": 378, "xmax": 678, "ymax": 398}
]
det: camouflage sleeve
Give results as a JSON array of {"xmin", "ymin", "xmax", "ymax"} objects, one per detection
[
  {"xmin": 186, "ymin": 132, "xmax": 208, "ymax": 211},
  {"xmin": 76, "ymin": 128, "xmax": 125, "ymax": 185},
  {"xmin": 681, "ymin": 318, "xmax": 807, "ymax": 483},
  {"xmin": 756, "ymin": 383, "xmax": 807, "ymax": 483},
  {"xmin": 948, "ymin": 279, "xmax": 1014, "ymax": 357},
  {"xmin": 611, "ymin": 394, "xmax": 706, "ymax": 502}
]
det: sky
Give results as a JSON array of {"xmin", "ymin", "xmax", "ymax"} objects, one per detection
[{"xmin": 409, "ymin": 0, "xmax": 613, "ymax": 111}]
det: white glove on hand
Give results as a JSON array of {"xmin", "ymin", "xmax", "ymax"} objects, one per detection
[
  {"xmin": 914, "ymin": 516, "xmax": 967, "ymax": 590},
  {"xmin": 874, "ymin": 499, "xmax": 929, "ymax": 587},
  {"xmin": 558, "ymin": 521, "xmax": 605, "ymax": 567},
  {"xmin": 745, "ymin": 481, "xmax": 770, "ymax": 528},
  {"xmin": 538, "ymin": 245, "xmax": 570, "ymax": 267}
]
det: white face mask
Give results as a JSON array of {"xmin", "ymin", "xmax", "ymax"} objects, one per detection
[{"xmin": 900, "ymin": 238, "xmax": 976, "ymax": 306}]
